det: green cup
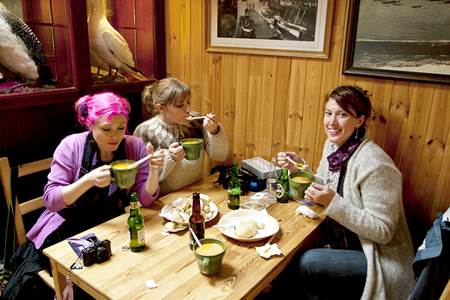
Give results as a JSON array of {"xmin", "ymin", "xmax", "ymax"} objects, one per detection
[
  {"xmin": 180, "ymin": 138, "xmax": 203, "ymax": 160},
  {"xmin": 110, "ymin": 159, "xmax": 138, "ymax": 189},
  {"xmin": 193, "ymin": 238, "xmax": 226, "ymax": 276},
  {"xmin": 289, "ymin": 171, "xmax": 315, "ymax": 200}
]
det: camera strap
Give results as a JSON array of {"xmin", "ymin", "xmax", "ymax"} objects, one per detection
[{"xmin": 63, "ymin": 274, "xmax": 74, "ymax": 300}]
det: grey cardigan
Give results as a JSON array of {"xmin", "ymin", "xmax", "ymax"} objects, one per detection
[{"xmin": 317, "ymin": 138, "xmax": 414, "ymax": 300}]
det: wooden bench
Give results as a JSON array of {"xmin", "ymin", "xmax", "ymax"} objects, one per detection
[{"xmin": 0, "ymin": 157, "xmax": 54, "ymax": 289}]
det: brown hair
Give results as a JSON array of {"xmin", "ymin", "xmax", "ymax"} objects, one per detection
[
  {"xmin": 327, "ymin": 85, "xmax": 372, "ymax": 137},
  {"xmin": 142, "ymin": 77, "xmax": 191, "ymax": 117}
]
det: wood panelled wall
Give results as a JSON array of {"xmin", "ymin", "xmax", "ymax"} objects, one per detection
[{"xmin": 164, "ymin": 0, "xmax": 450, "ymax": 240}]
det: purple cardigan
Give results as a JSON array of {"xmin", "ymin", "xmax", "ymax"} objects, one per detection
[{"xmin": 27, "ymin": 132, "xmax": 159, "ymax": 249}]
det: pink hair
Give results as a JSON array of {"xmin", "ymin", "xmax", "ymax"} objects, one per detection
[{"xmin": 75, "ymin": 92, "xmax": 130, "ymax": 130}]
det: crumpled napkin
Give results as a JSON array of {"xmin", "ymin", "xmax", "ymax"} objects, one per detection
[
  {"xmin": 256, "ymin": 243, "xmax": 282, "ymax": 259},
  {"xmin": 296, "ymin": 205, "xmax": 319, "ymax": 219}
]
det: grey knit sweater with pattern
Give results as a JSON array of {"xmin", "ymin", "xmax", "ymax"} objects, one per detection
[
  {"xmin": 317, "ymin": 138, "xmax": 414, "ymax": 300},
  {"xmin": 134, "ymin": 115, "xmax": 229, "ymax": 194}
]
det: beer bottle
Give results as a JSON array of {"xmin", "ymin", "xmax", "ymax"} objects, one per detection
[
  {"xmin": 227, "ymin": 161, "xmax": 241, "ymax": 210},
  {"xmin": 276, "ymin": 169, "xmax": 290, "ymax": 203},
  {"xmin": 128, "ymin": 192, "xmax": 145, "ymax": 252},
  {"xmin": 189, "ymin": 192, "xmax": 205, "ymax": 250}
]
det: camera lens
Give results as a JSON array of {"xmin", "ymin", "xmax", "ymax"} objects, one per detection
[
  {"xmin": 82, "ymin": 246, "xmax": 96, "ymax": 266},
  {"xmin": 96, "ymin": 246, "xmax": 109, "ymax": 263}
]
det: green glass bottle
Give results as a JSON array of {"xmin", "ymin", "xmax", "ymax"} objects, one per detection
[
  {"xmin": 276, "ymin": 169, "xmax": 290, "ymax": 203},
  {"xmin": 227, "ymin": 161, "xmax": 241, "ymax": 210},
  {"xmin": 128, "ymin": 192, "xmax": 145, "ymax": 252}
]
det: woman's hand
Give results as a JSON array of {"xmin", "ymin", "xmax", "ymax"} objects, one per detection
[
  {"xmin": 146, "ymin": 143, "xmax": 165, "ymax": 170},
  {"xmin": 276, "ymin": 151, "xmax": 302, "ymax": 172},
  {"xmin": 304, "ymin": 182, "xmax": 335, "ymax": 206},
  {"xmin": 85, "ymin": 165, "xmax": 112, "ymax": 188},
  {"xmin": 203, "ymin": 112, "xmax": 220, "ymax": 135},
  {"xmin": 168, "ymin": 142, "xmax": 185, "ymax": 161}
]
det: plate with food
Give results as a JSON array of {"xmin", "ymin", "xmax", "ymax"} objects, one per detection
[
  {"xmin": 216, "ymin": 209, "xmax": 279, "ymax": 242},
  {"xmin": 160, "ymin": 194, "xmax": 218, "ymax": 225}
]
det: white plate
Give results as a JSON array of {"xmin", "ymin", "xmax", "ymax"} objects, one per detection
[
  {"xmin": 218, "ymin": 209, "xmax": 279, "ymax": 242},
  {"xmin": 160, "ymin": 194, "xmax": 218, "ymax": 225}
]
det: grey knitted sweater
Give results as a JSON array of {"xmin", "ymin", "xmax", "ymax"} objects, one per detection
[
  {"xmin": 134, "ymin": 115, "xmax": 229, "ymax": 194},
  {"xmin": 317, "ymin": 138, "xmax": 414, "ymax": 300}
]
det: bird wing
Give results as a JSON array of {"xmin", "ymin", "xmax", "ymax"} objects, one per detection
[
  {"xmin": 90, "ymin": 48, "xmax": 110, "ymax": 72},
  {"xmin": 0, "ymin": 8, "xmax": 52, "ymax": 84},
  {"xmin": 0, "ymin": 15, "xmax": 38, "ymax": 79},
  {"xmin": 102, "ymin": 29, "xmax": 137, "ymax": 68}
]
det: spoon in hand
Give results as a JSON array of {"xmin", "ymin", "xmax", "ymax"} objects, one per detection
[
  {"xmin": 129, "ymin": 153, "xmax": 164, "ymax": 169},
  {"xmin": 286, "ymin": 156, "xmax": 305, "ymax": 169},
  {"xmin": 186, "ymin": 115, "xmax": 206, "ymax": 121}
]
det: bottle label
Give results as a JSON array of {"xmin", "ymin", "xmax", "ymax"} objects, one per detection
[
  {"xmin": 137, "ymin": 228, "xmax": 145, "ymax": 244},
  {"xmin": 276, "ymin": 183, "xmax": 284, "ymax": 199},
  {"xmin": 130, "ymin": 202, "xmax": 140, "ymax": 209},
  {"xmin": 227, "ymin": 187, "xmax": 240, "ymax": 209}
]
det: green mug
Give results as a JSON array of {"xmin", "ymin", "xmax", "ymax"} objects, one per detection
[
  {"xmin": 289, "ymin": 171, "xmax": 315, "ymax": 200},
  {"xmin": 193, "ymin": 238, "xmax": 226, "ymax": 276},
  {"xmin": 110, "ymin": 160, "xmax": 138, "ymax": 189},
  {"xmin": 180, "ymin": 138, "xmax": 203, "ymax": 160}
]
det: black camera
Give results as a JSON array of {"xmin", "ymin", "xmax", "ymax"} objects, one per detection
[
  {"xmin": 81, "ymin": 237, "xmax": 112, "ymax": 266},
  {"xmin": 210, "ymin": 165, "xmax": 266, "ymax": 193}
]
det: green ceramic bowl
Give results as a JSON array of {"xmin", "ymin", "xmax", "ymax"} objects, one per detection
[
  {"xmin": 289, "ymin": 171, "xmax": 315, "ymax": 200},
  {"xmin": 180, "ymin": 138, "xmax": 203, "ymax": 160}
]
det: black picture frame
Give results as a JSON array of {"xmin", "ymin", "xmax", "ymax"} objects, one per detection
[
  {"xmin": 206, "ymin": 0, "xmax": 334, "ymax": 59},
  {"xmin": 343, "ymin": 0, "xmax": 450, "ymax": 85}
]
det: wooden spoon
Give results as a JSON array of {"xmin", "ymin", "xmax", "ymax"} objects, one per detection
[
  {"xmin": 286, "ymin": 156, "xmax": 305, "ymax": 169},
  {"xmin": 186, "ymin": 115, "xmax": 206, "ymax": 121}
]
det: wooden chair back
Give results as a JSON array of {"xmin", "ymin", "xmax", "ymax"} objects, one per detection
[{"xmin": 0, "ymin": 156, "xmax": 54, "ymax": 288}]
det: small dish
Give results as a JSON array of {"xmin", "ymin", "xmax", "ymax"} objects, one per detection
[
  {"xmin": 218, "ymin": 209, "xmax": 279, "ymax": 242},
  {"xmin": 160, "ymin": 194, "xmax": 218, "ymax": 225},
  {"xmin": 164, "ymin": 221, "xmax": 188, "ymax": 233}
]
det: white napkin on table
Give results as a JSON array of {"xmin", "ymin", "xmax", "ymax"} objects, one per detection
[
  {"xmin": 256, "ymin": 243, "xmax": 282, "ymax": 259},
  {"xmin": 296, "ymin": 205, "xmax": 319, "ymax": 219}
]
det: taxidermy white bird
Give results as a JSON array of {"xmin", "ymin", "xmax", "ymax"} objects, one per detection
[
  {"xmin": 0, "ymin": 2, "xmax": 53, "ymax": 85},
  {"xmin": 87, "ymin": 0, "xmax": 147, "ymax": 81}
]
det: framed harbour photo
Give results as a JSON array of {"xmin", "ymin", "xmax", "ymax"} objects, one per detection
[
  {"xmin": 343, "ymin": 0, "xmax": 450, "ymax": 85},
  {"xmin": 207, "ymin": 0, "xmax": 334, "ymax": 59}
]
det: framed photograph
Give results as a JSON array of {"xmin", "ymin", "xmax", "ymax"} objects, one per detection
[
  {"xmin": 343, "ymin": 0, "xmax": 450, "ymax": 85},
  {"xmin": 207, "ymin": 0, "xmax": 334, "ymax": 59}
]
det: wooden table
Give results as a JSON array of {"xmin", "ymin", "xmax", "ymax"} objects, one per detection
[{"xmin": 44, "ymin": 174, "xmax": 324, "ymax": 300}]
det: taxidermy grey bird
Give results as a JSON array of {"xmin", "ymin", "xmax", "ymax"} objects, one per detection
[
  {"xmin": 0, "ymin": 2, "xmax": 53, "ymax": 85},
  {"xmin": 87, "ymin": 0, "xmax": 147, "ymax": 81}
]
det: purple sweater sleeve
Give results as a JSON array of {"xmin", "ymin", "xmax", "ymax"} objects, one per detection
[{"xmin": 43, "ymin": 133, "xmax": 85, "ymax": 211}]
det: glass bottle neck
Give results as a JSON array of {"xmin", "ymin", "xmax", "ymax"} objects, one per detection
[{"xmin": 192, "ymin": 197, "xmax": 201, "ymax": 215}]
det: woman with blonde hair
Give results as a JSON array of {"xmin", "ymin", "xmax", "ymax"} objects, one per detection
[{"xmin": 134, "ymin": 77, "xmax": 229, "ymax": 194}]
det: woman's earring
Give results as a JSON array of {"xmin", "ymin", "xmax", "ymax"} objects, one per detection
[{"xmin": 355, "ymin": 128, "xmax": 359, "ymax": 139}]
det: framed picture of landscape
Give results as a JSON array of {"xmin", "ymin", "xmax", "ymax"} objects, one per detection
[
  {"xmin": 207, "ymin": 0, "xmax": 334, "ymax": 59},
  {"xmin": 343, "ymin": 0, "xmax": 450, "ymax": 84}
]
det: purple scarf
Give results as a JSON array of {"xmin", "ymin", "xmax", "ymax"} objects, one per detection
[{"xmin": 327, "ymin": 137, "xmax": 363, "ymax": 171}]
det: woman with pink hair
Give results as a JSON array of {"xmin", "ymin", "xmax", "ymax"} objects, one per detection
[{"xmin": 3, "ymin": 92, "xmax": 164, "ymax": 300}]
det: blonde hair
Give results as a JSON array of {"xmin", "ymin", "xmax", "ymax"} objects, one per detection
[{"xmin": 142, "ymin": 77, "xmax": 191, "ymax": 117}]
